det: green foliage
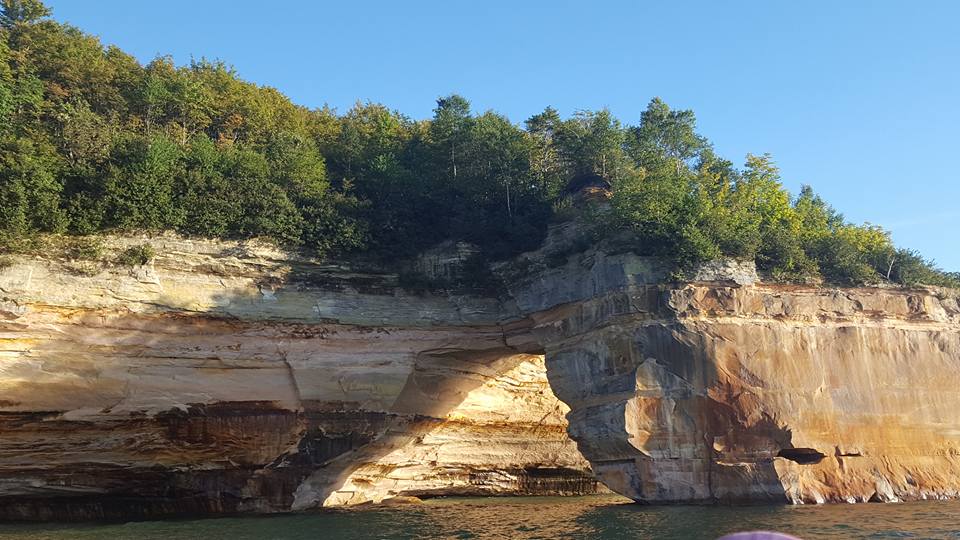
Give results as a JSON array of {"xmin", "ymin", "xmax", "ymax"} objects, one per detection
[
  {"xmin": 555, "ymin": 109, "xmax": 630, "ymax": 180},
  {"xmin": 0, "ymin": 38, "xmax": 13, "ymax": 124},
  {"xmin": 116, "ymin": 243, "xmax": 155, "ymax": 266},
  {"xmin": 0, "ymin": 0, "xmax": 953, "ymax": 289},
  {"xmin": 1, "ymin": 0, "xmax": 49, "ymax": 28},
  {"xmin": 0, "ymin": 136, "xmax": 67, "ymax": 238},
  {"xmin": 61, "ymin": 235, "xmax": 102, "ymax": 260},
  {"xmin": 524, "ymin": 106, "xmax": 566, "ymax": 198},
  {"xmin": 606, "ymin": 100, "xmax": 955, "ymax": 287},
  {"xmin": 885, "ymin": 249, "xmax": 958, "ymax": 288},
  {"xmin": 102, "ymin": 134, "xmax": 184, "ymax": 229},
  {"xmin": 628, "ymin": 97, "xmax": 707, "ymax": 175}
]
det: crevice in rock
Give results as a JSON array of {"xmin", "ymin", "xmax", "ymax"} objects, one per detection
[{"xmin": 777, "ymin": 447, "xmax": 826, "ymax": 464}]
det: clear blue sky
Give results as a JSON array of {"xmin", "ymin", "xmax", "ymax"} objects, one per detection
[{"xmin": 46, "ymin": 0, "xmax": 960, "ymax": 271}]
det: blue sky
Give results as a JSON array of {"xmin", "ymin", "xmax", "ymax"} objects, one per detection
[{"xmin": 46, "ymin": 1, "xmax": 959, "ymax": 270}]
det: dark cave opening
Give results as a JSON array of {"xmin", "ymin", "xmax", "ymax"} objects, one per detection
[{"xmin": 777, "ymin": 448, "xmax": 826, "ymax": 465}]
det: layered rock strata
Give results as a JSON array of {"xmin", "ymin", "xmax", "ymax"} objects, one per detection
[
  {"xmin": 504, "ymin": 226, "xmax": 960, "ymax": 504},
  {"xmin": 0, "ymin": 236, "xmax": 598, "ymax": 520},
  {"xmin": 2, "ymin": 226, "xmax": 959, "ymax": 519}
]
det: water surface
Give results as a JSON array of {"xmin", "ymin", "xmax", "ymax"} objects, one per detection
[{"xmin": 1, "ymin": 495, "xmax": 958, "ymax": 539}]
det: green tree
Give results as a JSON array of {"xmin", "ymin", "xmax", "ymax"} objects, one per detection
[
  {"xmin": 731, "ymin": 154, "xmax": 809, "ymax": 276},
  {"xmin": 138, "ymin": 58, "xmax": 174, "ymax": 134},
  {"xmin": 524, "ymin": 106, "xmax": 565, "ymax": 197},
  {"xmin": 265, "ymin": 130, "xmax": 327, "ymax": 199},
  {"xmin": 169, "ymin": 64, "xmax": 214, "ymax": 145},
  {"xmin": 628, "ymin": 97, "xmax": 708, "ymax": 175},
  {"xmin": 0, "ymin": 0, "xmax": 49, "ymax": 29},
  {"xmin": 102, "ymin": 134, "xmax": 184, "ymax": 230},
  {"xmin": 430, "ymin": 94, "xmax": 472, "ymax": 180},
  {"xmin": 0, "ymin": 136, "xmax": 66, "ymax": 243},
  {"xmin": 176, "ymin": 134, "xmax": 237, "ymax": 237},
  {"xmin": 692, "ymin": 150, "xmax": 755, "ymax": 259},
  {"xmin": 451, "ymin": 110, "xmax": 545, "ymax": 255},
  {"xmin": 56, "ymin": 98, "xmax": 116, "ymax": 166},
  {"xmin": 0, "ymin": 37, "xmax": 12, "ymax": 124},
  {"xmin": 318, "ymin": 102, "xmax": 423, "ymax": 254},
  {"xmin": 554, "ymin": 108, "xmax": 629, "ymax": 180}
]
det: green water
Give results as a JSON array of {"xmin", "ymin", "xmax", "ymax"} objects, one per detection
[{"xmin": 1, "ymin": 495, "xmax": 958, "ymax": 540}]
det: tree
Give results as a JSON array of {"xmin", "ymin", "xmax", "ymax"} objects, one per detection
[
  {"xmin": 629, "ymin": 97, "xmax": 708, "ymax": 175},
  {"xmin": 0, "ymin": 0, "xmax": 49, "ymax": 29},
  {"xmin": 430, "ymin": 94, "xmax": 472, "ymax": 180},
  {"xmin": 0, "ymin": 136, "xmax": 66, "ymax": 242},
  {"xmin": 692, "ymin": 150, "xmax": 754, "ymax": 259},
  {"xmin": 0, "ymin": 38, "xmax": 14, "ymax": 128},
  {"xmin": 101, "ymin": 134, "xmax": 184, "ymax": 230},
  {"xmin": 138, "ymin": 58, "xmax": 174, "ymax": 135},
  {"xmin": 524, "ymin": 107, "xmax": 565, "ymax": 197},
  {"xmin": 265, "ymin": 130, "xmax": 327, "ymax": 200},
  {"xmin": 465, "ymin": 111, "xmax": 529, "ymax": 217},
  {"xmin": 169, "ymin": 64, "xmax": 214, "ymax": 145},
  {"xmin": 56, "ymin": 99, "xmax": 116, "ymax": 166},
  {"xmin": 732, "ymin": 154, "xmax": 811, "ymax": 276},
  {"xmin": 554, "ymin": 108, "xmax": 628, "ymax": 180}
]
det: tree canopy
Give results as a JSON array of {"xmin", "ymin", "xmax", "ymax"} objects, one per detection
[{"xmin": 0, "ymin": 1, "xmax": 955, "ymax": 288}]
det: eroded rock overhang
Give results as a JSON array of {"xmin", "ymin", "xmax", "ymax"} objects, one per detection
[
  {"xmin": 502, "ymin": 223, "xmax": 960, "ymax": 504},
  {"xmin": 0, "ymin": 234, "xmax": 601, "ymax": 521},
  {"xmin": 2, "ymin": 228, "xmax": 959, "ymax": 520}
]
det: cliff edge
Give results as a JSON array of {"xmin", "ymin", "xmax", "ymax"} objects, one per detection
[
  {"xmin": 504, "ymin": 221, "xmax": 960, "ymax": 504},
  {"xmin": 1, "ymin": 226, "xmax": 958, "ymax": 520},
  {"xmin": 0, "ymin": 235, "xmax": 600, "ymax": 520}
]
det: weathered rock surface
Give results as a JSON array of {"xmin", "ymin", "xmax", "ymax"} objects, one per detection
[
  {"xmin": 2, "ymin": 227, "xmax": 960, "ymax": 519},
  {"xmin": 0, "ymin": 235, "xmax": 599, "ymax": 520},
  {"xmin": 503, "ymin": 226, "xmax": 960, "ymax": 505}
]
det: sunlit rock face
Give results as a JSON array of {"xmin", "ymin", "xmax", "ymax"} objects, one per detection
[
  {"xmin": 0, "ymin": 236, "xmax": 599, "ymax": 521},
  {"xmin": 504, "ymin": 225, "xmax": 960, "ymax": 504},
  {"xmin": 2, "ymin": 227, "xmax": 959, "ymax": 520}
]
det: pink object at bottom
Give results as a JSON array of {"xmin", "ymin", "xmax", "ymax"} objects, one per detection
[{"xmin": 718, "ymin": 533, "xmax": 802, "ymax": 540}]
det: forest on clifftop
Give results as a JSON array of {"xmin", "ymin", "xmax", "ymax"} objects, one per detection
[{"xmin": 1, "ymin": 0, "xmax": 956, "ymax": 287}]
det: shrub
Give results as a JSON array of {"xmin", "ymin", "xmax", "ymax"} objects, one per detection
[
  {"xmin": 0, "ymin": 231, "xmax": 45, "ymax": 254},
  {"xmin": 62, "ymin": 236, "xmax": 103, "ymax": 260},
  {"xmin": 116, "ymin": 243, "xmax": 156, "ymax": 266}
]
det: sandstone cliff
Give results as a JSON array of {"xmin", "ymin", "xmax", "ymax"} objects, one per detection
[
  {"xmin": 1, "ymin": 226, "xmax": 959, "ymax": 520},
  {"xmin": 0, "ymin": 235, "xmax": 599, "ymax": 520},
  {"xmin": 504, "ymin": 222, "xmax": 960, "ymax": 505}
]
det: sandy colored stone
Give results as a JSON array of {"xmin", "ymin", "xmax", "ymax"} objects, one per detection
[
  {"xmin": 505, "ymin": 236, "xmax": 960, "ymax": 505},
  {"xmin": 0, "ymin": 237, "xmax": 598, "ymax": 520},
  {"xmin": 2, "ymin": 229, "xmax": 959, "ymax": 519}
]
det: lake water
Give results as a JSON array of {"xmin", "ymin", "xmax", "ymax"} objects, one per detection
[{"xmin": 1, "ymin": 495, "xmax": 958, "ymax": 540}]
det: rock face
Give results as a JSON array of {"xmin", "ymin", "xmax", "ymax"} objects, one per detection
[
  {"xmin": 504, "ymin": 224, "xmax": 960, "ymax": 505},
  {"xmin": 0, "ymin": 236, "xmax": 599, "ymax": 521},
  {"xmin": 2, "ymin": 227, "xmax": 959, "ymax": 520}
]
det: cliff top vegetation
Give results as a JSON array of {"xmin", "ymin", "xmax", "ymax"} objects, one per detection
[{"xmin": 1, "ymin": 0, "xmax": 956, "ymax": 288}]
